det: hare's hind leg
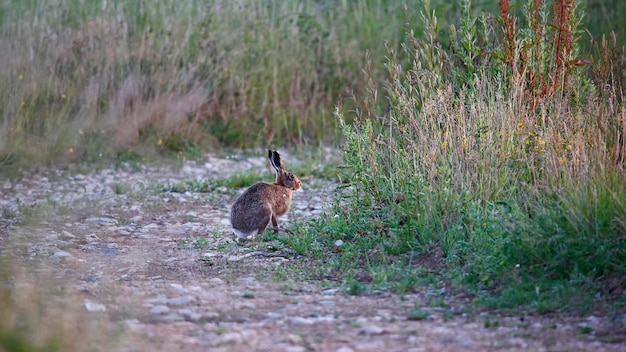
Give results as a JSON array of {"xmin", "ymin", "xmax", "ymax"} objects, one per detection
[
  {"xmin": 270, "ymin": 213, "xmax": 279, "ymax": 234},
  {"xmin": 255, "ymin": 203, "xmax": 274, "ymax": 235}
]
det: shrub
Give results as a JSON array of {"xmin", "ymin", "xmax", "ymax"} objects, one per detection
[{"xmin": 321, "ymin": 0, "xmax": 625, "ymax": 311}]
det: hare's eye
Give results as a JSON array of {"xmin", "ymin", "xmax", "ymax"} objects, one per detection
[{"xmin": 288, "ymin": 174, "xmax": 293, "ymax": 180}]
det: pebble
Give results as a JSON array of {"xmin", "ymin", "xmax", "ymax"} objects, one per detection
[
  {"xmin": 145, "ymin": 294, "xmax": 167, "ymax": 304},
  {"xmin": 149, "ymin": 305, "xmax": 170, "ymax": 315},
  {"xmin": 267, "ymin": 312, "xmax": 283, "ymax": 319},
  {"xmin": 288, "ymin": 317, "xmax": 315, "ymax": 326},
  {"xmin": 86, "ymin": 217, "xmax": 116, "ymax": 224},
  {"xmin": 84, "ymin": 233, "xmax": 100, "ymax": 241},
  {"xmin": 52, "ymin": 251, "xmax": 72, "ymax": 258},
  {"xmin": 336, "ymin": 348, "xmax": 355, "ymax": 352},
  {"xmin": 61, "ymin": 230, "xmax": 76, "ymax": 240},
  {"xmin": 84, "ymin": 301, "xmax": 107, "ymax": 312},
  {"xmin": 166, "ymin": 295, "xmax": 193, "ymax": 306},
  {"xmin": 179, "ymin": 309, "xmax": 219, "ymax": 323},
  {"xmin": 121, "ymin": 319, "xmax": 145, "ymax": 332},
  {"xmin": 359, "ymin": 325, "xmax": 386, "ymax": 336},
  {"xmin": 283, "ymin": 347, "xmax": 306, "ymax": 352},
  {"xmin": 215, "ymin": 332, "xmax": 244, "ymax": 345}
]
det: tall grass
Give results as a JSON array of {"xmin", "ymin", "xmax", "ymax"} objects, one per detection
[
  {"xmin": 319, "ymin": 0, "xmax": 626, "ymax": 311},
  {"xmin": 0, "ymin": 0, "xmax": 428, "ymax": 165},
  {"xmin": 0, "ymin": 0, "xmax": 622, "ymax": 167}
]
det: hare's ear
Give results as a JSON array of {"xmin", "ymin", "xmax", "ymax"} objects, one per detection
[{"xmin": 268, "ymin": 150, "xmax": 282, "ymax": 173}]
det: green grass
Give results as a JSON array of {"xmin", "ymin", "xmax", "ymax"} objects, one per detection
[
  {"xmin": 159, "ymin": 172, "xmax": 264, "ymax": 194},
  {"xmin": 2, "ymin": 0, "xmax": 623, "ymax": 168},
  {"xmin": 272, "ymin": 0, "xmax": 626, "ymax": 313}
]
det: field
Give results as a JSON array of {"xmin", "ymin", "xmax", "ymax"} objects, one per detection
[{"xmin": 1, "ymin": 0, "xmax": 625, "ymax": 350}]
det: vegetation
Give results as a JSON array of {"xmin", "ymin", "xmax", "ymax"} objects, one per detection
[
  {"xmin": 0, "ymin": 0, "xmax": 624, "ymax": 166},
  {"xmin": 287, "ymin": 0, "xmax": 625, "ymax": 312},
  {"xmin": 1, "ymin": 1, "xmax": 625, "ymax": 345}
]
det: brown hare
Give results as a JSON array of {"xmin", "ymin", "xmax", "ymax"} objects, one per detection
[{"xmin": 230, "ymin": 150, "xmax": 302, "ymax": 240}]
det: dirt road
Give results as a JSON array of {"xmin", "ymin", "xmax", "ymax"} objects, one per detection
[{"xmin": 1, "ymin": 153, "xmax": 623, "ymax": 351}]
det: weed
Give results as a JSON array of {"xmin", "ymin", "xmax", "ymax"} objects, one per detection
[
  {"xmin": 113, "ymin": 182, "xmax": 128, "ymax": 195},
  {"xmin": 178, "ymin": 236, "xmax": 210, "ymax": 250},
  {"xmin": 486, "ymin": 318, "xmax": 500, "ymax": 329},
  {"xmin": 407, "ymin": 308, "xmax": 430, "ymax": 321},
  {"xmin": 345, "ymin": 278, "xmax": 367, "ymax": 296},
  {"xmin": 215, "ymin": 173, "xmax": 263, "ymax": 189}
]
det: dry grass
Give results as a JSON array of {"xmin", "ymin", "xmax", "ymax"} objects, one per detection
[{"xmin": 0, "ymin": 0, "xmax": 423, "ymax": 164}]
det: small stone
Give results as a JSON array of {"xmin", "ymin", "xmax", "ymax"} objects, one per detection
[
  {"xmin": 318, "ymin": 300, "xmax": 335, "ymax": 306},
  {"xmin": 208, "ymin": 278, "xmax": 224, "ymax": 285},
  {"xmin": 84, "ymin": 233, "xmax": 100, "ymax": 242},
  {"xmin": 179, "ymin": 309, "xmax": 219, "ymax": 323},
  {"xmin": 359, "ymin": 325, "xmax": 386, "ymax": 336},
  {"xmin": 149, "ymin": 305, "xmax": 170, "ymax": 315},
  {"xmin": 145, "ymin": 294, "xmax": 167, "ymax": 304},
  {"xmin": 121, "ymin": 319, "xmax": 145, "ymax": 332},
  {"xmin": 336, "ymin": 348, "xmax": 355, "ymax": 352},
  {"xmin": 215, "ymin": 332, "xmax": 243, "ymax": 345},
  {"xmin": 52, "ymin": 251, "xmax": 72, "ymax": 258},
  {"xmin": 266, "ymin": 312, "xmax": 283, "ymax": 319},
  {"xmin": 86, "ymin": 217, "xmax": 116, "ymax": 225},
  {"xmin": 288, "ymin": 317, "xmax": 314, "ymax": 326},
  {"xmin": 60, "ymin": 230, "xmax": 76, "ymax": 240},
  {"xmin": 84, "ymin": 301, "xmax": 107, "ymax": 312},
  {"xmin": 53, "ymin": 240, "xmax": 74, "ymax": 249},
  {"xmin": 287, "ymin": 334, "xmax": 303, "ymax": 344},
  {"xmin": 284, "ymin": 347, "xmax": 306, "ymax": 352},
  {"xmin": 166, "ymin": 295, "xmax": 193, "ymax": 306}
]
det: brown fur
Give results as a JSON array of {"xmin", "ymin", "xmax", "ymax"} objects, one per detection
[{"xmin": 230, "ymin": 150, "xmax": 302, "ymax": 240}]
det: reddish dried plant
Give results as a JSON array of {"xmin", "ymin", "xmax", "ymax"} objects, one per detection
[{"xmin": 498, "ymin": 0, "xmax": 587, "ymax": 106}]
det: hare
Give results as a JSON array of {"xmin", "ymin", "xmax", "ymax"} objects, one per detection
[{"xmin": 230, "ymin": 150, "xmax": 302, "ymax": 240}]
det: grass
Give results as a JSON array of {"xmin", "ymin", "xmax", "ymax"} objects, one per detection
[
  {"xmin": 1, "ymin": 0, "xmax": 623, "ymax": 168},
  {"xmin": 2, "ymin": 0, "xmax": 626, "ymax": 348},
  {"xmin": 0, "ymin": 0, "xmax": 428, "ymax": 165},
  {"xmin": 274, "ymin": 0, "xmax": 626, "ymax": 313}
]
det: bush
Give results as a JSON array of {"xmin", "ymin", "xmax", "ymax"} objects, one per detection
[{"xmin": 314, "ymin": 0, "xmax": 625, "ymax": 311}]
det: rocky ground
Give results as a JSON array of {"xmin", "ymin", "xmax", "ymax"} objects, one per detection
[{"xmin": 1, "ymin": 151, "xmax": 624, "ymax": 351}]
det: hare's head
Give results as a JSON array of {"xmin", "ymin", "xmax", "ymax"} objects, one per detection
[{"xmin": 269, "ymin": 150, "xmax": 301, "ymax": 191}]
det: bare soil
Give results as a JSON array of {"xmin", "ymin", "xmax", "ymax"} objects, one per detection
[{"xmin": 1, "ymin": 153, "xmax": 624, "ymax": 351}]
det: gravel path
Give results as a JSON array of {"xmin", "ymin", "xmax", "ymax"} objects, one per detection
[{"xmin": 1, "ymin": 152, "xmax": 624, "ymax": 351}]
